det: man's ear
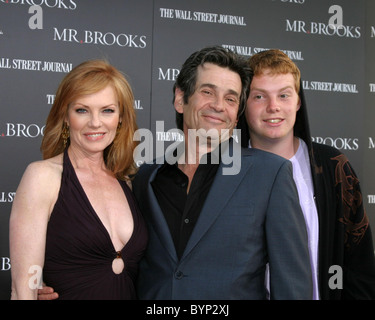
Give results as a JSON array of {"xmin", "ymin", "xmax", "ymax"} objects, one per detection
[
  {"xmin": 297, "ymin": 97, "xmax": 301, "ymax": 111},
  {"xmin": 174, "ymin": 87, "xmax": 184, "ymax": 114}
]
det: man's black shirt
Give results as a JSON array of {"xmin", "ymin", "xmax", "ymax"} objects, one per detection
[{"xmin": 151, "ymin": 154, "xmax": 219, "ymax": 259}]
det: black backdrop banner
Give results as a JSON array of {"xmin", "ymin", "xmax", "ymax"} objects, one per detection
[{"xmin": 0, "ymin": 0, "xmax": 374, "ymax": 300}]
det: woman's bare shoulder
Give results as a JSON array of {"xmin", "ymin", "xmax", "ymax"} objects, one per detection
[
  {"xmin": 26, "ymin": 154, "xmax": 63, "ymax": 175},
  {"xmin": 11, "ymin": 154, "xmax": 64, "ymax": 221},
  {"xmin": 19, "ymin": 154, "xmax": 64, "ymax": 192}
]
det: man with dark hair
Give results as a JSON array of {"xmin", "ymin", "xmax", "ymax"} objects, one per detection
[
  {"xmin": 37, "ymin": 46, "xmax": 313, "ymax": 300},
  {"xmin": 173, "ymin": 46, "xmax": 250, "ymax": 131},
  {"xmin": 132, "ymin": 46, "xmax": 313, "ymax": 299}
]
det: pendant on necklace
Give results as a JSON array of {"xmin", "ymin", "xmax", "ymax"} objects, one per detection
[{"xmin": 112, "ymin": 251, "xmax": 124, "ymax": 274}]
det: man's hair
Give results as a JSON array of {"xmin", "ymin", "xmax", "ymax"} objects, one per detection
[
  {"xmin": 173, "ymin": 46, "xmax": 252, "ymax": 130},
  {"xmin": 248, "ymin": 49, "xmax": 301, "ymax": 93}
]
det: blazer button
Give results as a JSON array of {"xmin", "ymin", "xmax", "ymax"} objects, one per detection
[{"xmin": 175, "ymin": 270, "xmax": 184, "ymax": 279}]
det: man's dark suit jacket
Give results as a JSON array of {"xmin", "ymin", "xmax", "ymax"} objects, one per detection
[{"xmin": 132, "ymin": 143, "xmax": 312, "ymax": 299}]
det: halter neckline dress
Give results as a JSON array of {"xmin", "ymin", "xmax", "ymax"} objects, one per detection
[{"xmin": 43, "ymin": 150, "xmax": 148, "ymax": 299}]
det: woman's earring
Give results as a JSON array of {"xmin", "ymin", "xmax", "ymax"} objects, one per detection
[
  {"xmin": 61, "ymin": 123, "xmax": 70, "ymax": 149},
  {"xmin": 116, "ymin": 122, "xmax": 122, "ymax": 135}
]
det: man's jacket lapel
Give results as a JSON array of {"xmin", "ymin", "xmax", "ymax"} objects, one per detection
[
  {"xmin": 181, "ymin": 149, "xmax": 252, "ymax": 261},
  {"xmin": 143, "ymin": 164, "xmax": 179, "ymax": 263}
]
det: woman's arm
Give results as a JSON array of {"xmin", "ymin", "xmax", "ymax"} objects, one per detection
[{"xmin": 9, "ymin": 161, "xmax": 60, "ymax": 300}]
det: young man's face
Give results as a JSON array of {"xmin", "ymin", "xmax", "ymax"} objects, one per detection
[
  {"xmin": 174, "ymin": 63, "xmax": 242, "ymax": 140},
  {"xmin": 245, "ymin": 70, "xmax": 300, "ymax": 146}
]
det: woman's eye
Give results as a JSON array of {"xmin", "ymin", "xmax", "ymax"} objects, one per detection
[{"xmin": 103, "ymin": 108, "xmax": 115, "ymax": 113}]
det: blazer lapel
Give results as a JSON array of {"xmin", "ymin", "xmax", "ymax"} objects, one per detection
[
  {"xmin": 181, "ymin": 148, "xmax": 253, "ymax": 260},
  {"xmin": 143, "ymin": 165, "xmax": 179, "ymax": 263}
]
